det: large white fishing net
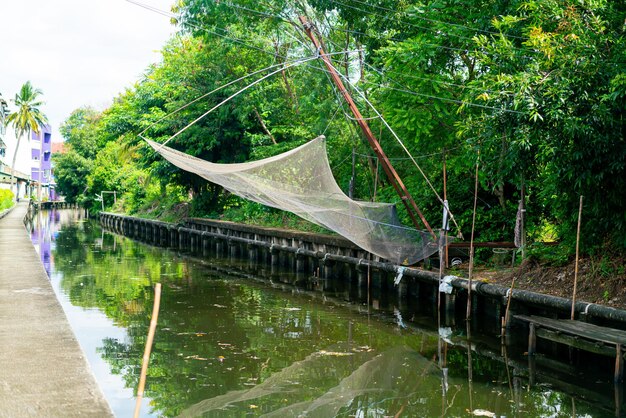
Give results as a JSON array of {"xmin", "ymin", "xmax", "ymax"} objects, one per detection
[{"xmin": 146, "ymin": 136, "xmax": 440, "ymax": 264}]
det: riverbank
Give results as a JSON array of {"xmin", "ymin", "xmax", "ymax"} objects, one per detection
[
  {"xmin": 0, "ymin": 202, "xmax": 112, "ymax": 417},
  {"xmin": 485, "ymin": 256, "xmax": 626, "ymax": 309}
]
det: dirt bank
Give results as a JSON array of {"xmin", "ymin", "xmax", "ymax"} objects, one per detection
[{"xmin": 462, "ymin": 256, "xmax": 626, "ymax": 310}]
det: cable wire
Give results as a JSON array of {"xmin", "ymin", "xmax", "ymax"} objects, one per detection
[
  {"xmin": 332, "ymin": 0, "xmax": 528, "ymax": 41},
  {"xmin": 323, "ymin": 59, "xmax": 463, "ymax": 233}
]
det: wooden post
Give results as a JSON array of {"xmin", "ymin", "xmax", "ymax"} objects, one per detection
[
  {"xmin": 466, "ymin": 152, "xmax": 480, "ymax": 321},
  {"xmin": 528, "ymin": 323, "xmax": 537, "ymax": 356},
  {"xmin": 528, "ymin": 354, "xmax": 536, "ymax": 387},
  {"xmin": 502, "ymin": 277, "xmax": 517, "ymax": 338},
  {"xmin": 443, "ymin": 151, "xmax": 449, "ymax": 268},
  {"xmin": 571, "ymin": 196, "xmax": 583, "ymax": 320},
  {"xmin": 616, "ymin": 379, "xmax": 623, "ymax": 418},
  {"xmin": 520, "ymin": 179, "xmax": 526, "ymax": 262},
  {"xmin": 133, "ymin": 283, "xmax": 162, "ymax": 418},
  {"xmin": 615, "ymin": 344, "xmax": 623, "ymax": 383}
]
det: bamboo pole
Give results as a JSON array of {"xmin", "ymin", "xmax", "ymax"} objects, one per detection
[
  {"xmin": 502, "ymin": 276, "xmax": 516, "ymax": 337},
  {"xmin": 571, "ymin": 196, "xmax": 583, "ymax": 320},
  {"xmin": 466, "ymin": 152, "xmax": 480, "ymax": 321},
  {"xmin": 443, "ymin": 151, "xmax": 449, "ymax": 268},
  {"xmin": 133, "ymin": 283, "xmax": 162, "ymax": 418},
  {"xmin": 299, "ymin": 16, "xmax": 435, "ymax": 238},
  {"xmin": 466, "ymin": 320, "xmax": 474, "ymax": 414}
]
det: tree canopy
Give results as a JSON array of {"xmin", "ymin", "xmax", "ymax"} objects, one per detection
[{"xmin": 56, "ymin": 0, "xmax": 626, "ymax": 258}]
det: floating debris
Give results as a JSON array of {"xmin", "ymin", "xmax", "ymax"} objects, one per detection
[
  {"xmin": 318, "ymin": 350, "xmax": 353, "ymax": 357},
  {"xmin": 185, "ymin": 355, "xmax": 209, "ymax": 361},
  {"xmin": 472, "ymin": 409, "xmax": 496, "ymax": 417}
]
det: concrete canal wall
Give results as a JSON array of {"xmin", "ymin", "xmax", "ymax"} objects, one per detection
[
  {"xmin": 100, "ymin": 212, "xmax": 626, "ymax": 332},
  {"xmin": 0, "ymin": 202, "xmax": 112, "ymax": 418}
]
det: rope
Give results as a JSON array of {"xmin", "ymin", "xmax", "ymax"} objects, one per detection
[
  {"xmin": 325, "ymin": 60, "xmax": 462, "ymax": 235},
  {"xmin": 143, "ymin": 50, "xmax": 360, "ymax": 150}
]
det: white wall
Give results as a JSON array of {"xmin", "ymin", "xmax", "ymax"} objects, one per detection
[{"xmin": 1, "ymin": 125, "xmax": 32, "ymax": 175}]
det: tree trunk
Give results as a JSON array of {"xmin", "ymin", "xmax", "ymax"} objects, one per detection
[
  {"xmin": 253, "ymin": 107, "xmax": 277, "ymax": 144},
  {"xmin": 274, "ymin": 40, "xmax": 298, "ymax": 113},
  {"xmin": 9, "ymin": 133, "xmax": 23, "ymax": 201}
]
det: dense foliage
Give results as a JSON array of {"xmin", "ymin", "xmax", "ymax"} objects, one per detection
[
  {"xmin": 56, "ymin": 0, "xmax": 626, "ymax": 258},
  {"xmin": 0, "ymin": 189, "xmax": 14, "ymax": 211}
]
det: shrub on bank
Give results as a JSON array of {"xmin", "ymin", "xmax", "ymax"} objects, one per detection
[{"xmin": 0, "ymin": 189, "xmax": 15, "ymax": 211}]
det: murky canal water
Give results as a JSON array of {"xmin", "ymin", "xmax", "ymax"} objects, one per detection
[{"xmin": 27, "ymin": 209, "xmax": 621, "ymax": 417}]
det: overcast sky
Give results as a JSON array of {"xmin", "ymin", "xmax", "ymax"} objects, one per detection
[{"xmin": 1, "ymin": 0, "xmax": 176, "ymax": 143}]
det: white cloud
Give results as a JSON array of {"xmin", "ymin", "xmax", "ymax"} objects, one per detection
[{"xmin": 0, "ymin": 0, "xmax": 175, "ymax": 143}]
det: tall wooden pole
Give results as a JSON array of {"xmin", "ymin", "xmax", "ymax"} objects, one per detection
[
  {"xmin": 571, "ymin": 196, "xmax": 583, "ymax": 320},
  {"xmin": 299, "ymin": 16, "xmax": 435, "ymax": 238},
  {"xmin": 466, "ymin": 153, "xmax": 480, "ymax": 321},
  {"xmin": 443, "ymin": 151, "xmax": 449, "ymax": 267},
  {"xmin": 133, "ymin": 283, "xmax": 162, "ymax": 418}
]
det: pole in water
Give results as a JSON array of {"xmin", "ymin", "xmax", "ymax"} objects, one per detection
[
  {"xmin": 571, "ymin": 196, "xmax": 583, "ymax": 320},
  {"xmin": 466, "ymin": 151, "xmax": 480, "ymax": 321},
  {"xmin": 133, "ymin": 282, "xmax": 162, "ymax": 418},
  {"xmin": 502, "ymin": 276, "xmax": 516, "ymax": 338}
]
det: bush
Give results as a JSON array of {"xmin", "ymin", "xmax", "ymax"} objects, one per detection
[{"xmin": 0, "ymin": 189, "xmax": 15, "ymax": 211}]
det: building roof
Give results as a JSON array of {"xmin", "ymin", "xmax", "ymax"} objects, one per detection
[{"xmin": 51, "ymin": 142, "xmax": 66, "ymax": 154}]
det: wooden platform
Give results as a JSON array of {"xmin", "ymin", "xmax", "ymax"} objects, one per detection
[{"xmin": 515, "ymin": 315, "xmax": 626, "ymax": 382}]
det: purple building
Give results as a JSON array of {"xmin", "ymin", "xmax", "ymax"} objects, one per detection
[{"xmin": 31, "ymin": 124, "xmax": 57, "ymax": 200}]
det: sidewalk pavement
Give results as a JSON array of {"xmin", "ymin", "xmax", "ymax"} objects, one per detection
[{"xmin": 0, "ymin": 201, "xmax": 113, "ymax": 417}]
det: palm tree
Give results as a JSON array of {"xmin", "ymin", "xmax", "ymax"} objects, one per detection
[
  {"xmin": 0, "ymin": 95, "xmax": 9, "ymax": 152},
  {"xmin": 6, "ymin": 81, "xmax": 48, "ymax": 201}
]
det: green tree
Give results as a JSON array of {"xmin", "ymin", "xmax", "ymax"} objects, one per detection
[
  {"xmin": 59, "ymin": 106, "xmax": 102, "ymax": 160},
  {"xmin": 55, "ymin": 107, "xmax": 103, "ymax": 203},
  {"xmin": 53, "ymin": 150, "xmax": 93, "ymax": 204},
  {"xmin": 6, "ymin": 81, "xmax": 48, "ymax": 200},
  {"xmin": 459, "ymin": 0, "xmax": 626, "ymax": 250}
]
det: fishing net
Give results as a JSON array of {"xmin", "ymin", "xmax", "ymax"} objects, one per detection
[
  {"xmin": 178, "ymin": 345, "xmax": 438, "ymax": 418},
  {"xmin": 146, "ymin": 136, "xmax": 440, "ymax": 264}
]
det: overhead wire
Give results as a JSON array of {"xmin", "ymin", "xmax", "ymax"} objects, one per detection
[
  {"xmin": 367, "ymin": 66, "xmax": 514, "ymax": 96},
  {"xmin": 322, "ymin": 58, "xmax": 463, "ymax": 234},
  {"xmin": 333, "ymin": 0, "xmax": 528, "ymax": 41},
  {"xmin": 128, "ymin": 0, "xmax": 494, "ymax": 234},
  {"xmin": 329, "ymin": 0, "xmax": 479, "ymax": 43},
  {"xmin": 362, "ymin": 62, "xmax": 524, "ymax": 115},
  {"xmin": 195, "ymin": 1, "xmax": 528, "ymax": 114},
  {"xmin": 148, "ymin": 51, "xmax": 359, "ymax": 150},
  {"xmin": 326, "ymin": 0, "xmax": 626, "ymax": 66},
  {"xmin": 128, "ymin": 0, "xmax": 536, "ymax": 102},
  {"xmin": 127, "ymin": 1, "xmax": 364, "ymax": 85},
  {"xmin": 219, "ymin": 0, "xmax": 540, "ymax": 63},
  {"xmin": 326, "ymin": 0, "xmax": 537, "ymax": 57},
  {"xmin": 353, "ymin": 144, "xmax": 465, "ymax": 161},
  {"xmin": 138, "ymin": 57, "xmax": 320, "ymax": 139}
]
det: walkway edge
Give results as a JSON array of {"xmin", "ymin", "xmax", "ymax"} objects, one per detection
[{"xmin": 0, "ymin": 202, "xmax": 113, "ymax": 418}]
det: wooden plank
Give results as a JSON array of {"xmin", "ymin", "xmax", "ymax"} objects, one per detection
[
  {"xmin": 515, "ymin": 315, "xmax": 626, "ymax": 347},
  {"xmin": 536, "ymin": 328, "xmax": 615, "ymax": 357}
]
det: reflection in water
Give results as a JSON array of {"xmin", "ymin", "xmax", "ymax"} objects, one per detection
[
  {"xmin": 28, "ymin": 210, "xmax": 620, "ymax": 417},
  {"xmin": 28, "ymin": 208, "xmax": 69, "ymax": 276}
]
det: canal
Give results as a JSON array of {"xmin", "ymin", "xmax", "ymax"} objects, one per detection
[{"xmin": 27, "ymin": 208, "xmax": 620, "ymax": 417}]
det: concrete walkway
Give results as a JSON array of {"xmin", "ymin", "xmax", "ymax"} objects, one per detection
[{"xmin": 0, "ymin": 202, "xmax": 112, "ymax": 417}]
